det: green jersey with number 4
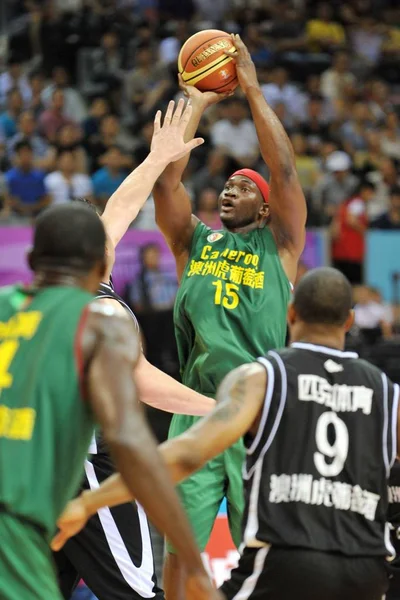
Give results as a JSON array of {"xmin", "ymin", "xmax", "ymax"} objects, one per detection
[{"xmin": 174, "ymin": 221, "xmax": 291, "ymax": 396}]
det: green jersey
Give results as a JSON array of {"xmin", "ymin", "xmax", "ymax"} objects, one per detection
[
  {"xmin": 0, "ymin": 285, "xmax": 95, "ymax": 541},
  {"xmin": 174, "ymin": 222, "xmax": 291, "ymax": 395}
]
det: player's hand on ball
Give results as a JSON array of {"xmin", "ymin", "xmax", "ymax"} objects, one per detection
[
  {"xmin": 151, "ymin": 98, "xmax": 205, "ymax": 163},
  {"xmin": 225, "ymin": 34, "xmax": 260, "ymax": 94},
  {"xmin": 50, "ymin": 496, "xmax": 90, "ymax": 551},
  {"xmin": 178, "ymin": 73, "xmax": 234, "ymax": 108},
  {"xmin": 185, "ymin": 572, "xmax": 224, "ymax": 600}
]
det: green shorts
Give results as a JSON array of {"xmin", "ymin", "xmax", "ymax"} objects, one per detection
[
  {"xmin": 0, "ymin": 511, "xmax": 62, "ymax": 600},
  {"xmin": 166, "ymin": 413, "xmax": 245, "ymax": 554}
]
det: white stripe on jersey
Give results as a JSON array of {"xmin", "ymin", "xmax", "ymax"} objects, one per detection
[
  {"xmin": 231, "ymin": 546, "xmax": 270, "ymax": 599},
  {"xmin": 84, "ymin": 460, "xmax": 156, "ymax": 597}
]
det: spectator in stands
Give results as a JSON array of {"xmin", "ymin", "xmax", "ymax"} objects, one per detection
[
  {"xmin": 299, "ymin": 94, "xmax": 331, "ymax": 156},
  {"xmin": 159, "ymin": 20, "xmax": 189, "ymax": 65},
  {"xmin": 92, "ymin": 145, "xmax": 127, "ymax": 210},
  {"xmin": 132, "ymin": 118, "xmax": 153, "ymax": 165},
  {"xmin": 87, "ymin": 114, "xmax": 134, "ymax": 172},
  {"xmin": 320, "ymin": 51, "xmax": 356, "ymax": 102},
  {"xmin": 191, "ymin": 150, "xmax": 228, "ymax": 200},
  {"xmin": 354, "ymin": 130, "xmax": 383, "ymax": 174},
  {"xmin": 0, "ymin": 56, "xmax": 31, "ymax": 108},
  {"xmin": 125, "ymin": 242, "xmax": 178, "ymax": 368},
  {"xmin": 353, "ymin": 285, "xmax": 393, "ymax": 342},
  {"xmin": 210, "ymin": 97, "xmax": 259, "ymax": 166},
  {"xmin": 331, "ymin": 180, "xmax": 375, "ymax": 284},
  {"xmin": 91, "ymin": 30, "xmax": 126, "ymax": 110},
  {"xmin": 312, "ymin": 150, "xmax": 359, "ymax": 224},
  {"xmin": 350, "ymin": 16, "xmax": 385, "ymax": 68},
  {"xmin": 38, "ymin": 89, "xmax": 76, "ymax": 143},
  {"xmin": 261, "ymin": 67, "xmax": 304, "ymax": 122},
  {"xmin": 7, "ymin": 110, "xmax": 50, "ymax": 168},
  {"xmin": 367, "ymin": 157, "xmax": 400, "ymax": 219},
  {"xmin": 291, "ymin": 132, "xmax": 322, "ymax": 197},
  {"xmin": 306, "ymin": 3, "xmax": 346, "ymax": 54},
  {"xmin": 82, "ymin": 97, "xmax": 110, "ymax": 142},
  {"xmin": 44, "ymin": 149, "xmax": 93, "ymax": 205},
  {"xmin": 51, "ymin": 124, "xmax": 89, "ymax": 174},
  {"xmin": 368, "ymin": 80, "xmax": 392, "ymax": 124},
  {"xmin": 242, "ymin": 23, "xmax": 273, "ymax": 66},
  {"xmin": 196, "ymin": 188, "xmax": 222, "ymax": 230},
  {"xmin": 42, "ymin": 66, "xmax": 87, "ymax": 123},
  {"xmin": 380, "ymin": 112, "xmax": 400, "ymax": 160},
  {"xmin": 3, "ymin": 141, "xmax": 49, "ymax": 218},
  {"xmin": 340, "ymin": 102, "xmax": 374, "ymax": 154},
  {"xmin": 370, "ymin": 185, "xmax": 400, "ymax": 230},
  {"xmin": 0, "ymin": 89, "xmax": 24, "ymax": 140},
  {"xmin": 28, "ymin": 71, "xmax": 46, "ymax": 118},
  {"xmin": 125, "ymin": 43, "xmax": 173, "ymax": 120}
]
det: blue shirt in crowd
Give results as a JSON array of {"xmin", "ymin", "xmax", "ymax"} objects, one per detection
[
  {"xmin": 92, "ymin": 167, "xmax": 126, "ymax": 199},
  {"xmin": 0, "ymin": 112, "xmax": 18, "ymax": 139},
  {"xmin": 5, "ymin": 167, "xmax": 47, "ymax": 204}
]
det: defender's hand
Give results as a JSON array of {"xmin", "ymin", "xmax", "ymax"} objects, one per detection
[
  {"xmin": 150, "ymin": 99, "xmax": 204, "ymax": 163},
  {"xmin": 225, "ymin": 34, "xmax": 260, "ymax": 94},
  {"xmin": 185, "ymin": 571, "xmax": 224, "ymax": 600},
  {"xmin": 51, "ymin": 496, "xmax": 91, "ymax": 551},
  {"xmin": 178, "ymin": 73, "xmax": 234, "ymax": 108}
]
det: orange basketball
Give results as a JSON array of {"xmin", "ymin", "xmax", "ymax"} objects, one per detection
[{"xmin": 178, "ymin": 29, "xmax": 238, "ymax": 94}]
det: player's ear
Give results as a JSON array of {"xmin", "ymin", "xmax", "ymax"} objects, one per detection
[
  {"xmin": 259, "ymin": 203, "xmax": 270, "ymax": 219},
  {"xmin": 287, "ymin": 302, "xmax": 296, "ymax": 325},
  {"xmin": 27, "ymin": 248, "xmax": 35, "ymax": 271},
  {"xmin": 344, "ymin": 309, "xmax": 354, "ymax": 332}
]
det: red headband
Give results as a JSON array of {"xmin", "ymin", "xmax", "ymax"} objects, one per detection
[{"xmin": 231, "ymin": 169, "xmax": 270, "ymax": 204}]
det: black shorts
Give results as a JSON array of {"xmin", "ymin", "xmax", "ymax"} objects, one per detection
[
  {"xmin": 54, "ymin": 453, "xmax": 164, "ymax": 600},
  {"xmin": 220, "ymin": 546, "xmax": 389, "ymax": 600}
]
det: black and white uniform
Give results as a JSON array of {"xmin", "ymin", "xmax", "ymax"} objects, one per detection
[
  {"xmin": 55, "ymin": 280, "xmax": 164, "ymax": 600},
  {"xmin": 387, "ymin": 462, "xmax": 400, "ymax": 599},
  {"xmin": 221, "ymin": 342, "xmax": 398, "ymax": 600}
]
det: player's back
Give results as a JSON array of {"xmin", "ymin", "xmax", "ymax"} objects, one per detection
[
  {"xmin": 243, "ymin": 342, "xmax": 398, "ymax": 557},
  {"xmin": 0, "ymin": 284, "xmax": 95, "ymax": 541}
]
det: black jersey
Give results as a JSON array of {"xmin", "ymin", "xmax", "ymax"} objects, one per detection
[
  {"xmin": 89, "ymin": 278, "xmax": 139, "ymax": 457},
  {"xmin": 242, "ymin": 342, "xmax": 399, "ymax": 558},
  {"xmin": 389, "ymin": 462, "xmax": 400, "ymax": 528}
]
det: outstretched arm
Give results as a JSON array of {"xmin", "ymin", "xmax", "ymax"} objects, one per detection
[
  {"xmin": 53, "ymin": 303, "xmax": 211, "ymax": 591},
  {"xmin": 230, "ymin": 35, "xmax": 307, "ymax": 283},
  {"xmin": 153, "ymin": 81, "xmax": 232, "ymax": 277},
  {"xmin": 51, "ymin": 362, "xmax": 266, "ymax": 542},
  {"xmin": 101, "ymin": 99, "xmax": 204, "ymax": 248}
]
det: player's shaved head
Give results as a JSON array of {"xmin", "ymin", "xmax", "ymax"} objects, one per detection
[
  {"xmin": 30, "ymin": 203, "xmax": 106, "ymax": 273},
  {"xmin": 293, "ymin": 267, "xmax": 352, "ymax": 326}
]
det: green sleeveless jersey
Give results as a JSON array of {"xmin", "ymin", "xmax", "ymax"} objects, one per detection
[
  {"xmin": 174, "ymin": 222, "xmax": 291, "ymax": 396},
  {"xmin": 0, "ymin": 285, "xmax": 95, "ymax": 541}
]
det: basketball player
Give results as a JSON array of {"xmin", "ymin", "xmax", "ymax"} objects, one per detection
[
  {"xmin": 388, "ymin": 462, "xmax": 400, "ymax": 599},
  {"xmin": 55, "ymin": 101, "xmax": 218, "ymax": 600},
  {"xmin": 153, "ymin": 33, "xmax": 307, "ymax": 597},
  {"xmin": 52, "ymin": 267, "xmax": 397, "ymax": 600},
  {"xmin": 0, "ymin": 204, "xmax": 219, "ymax": 600}
]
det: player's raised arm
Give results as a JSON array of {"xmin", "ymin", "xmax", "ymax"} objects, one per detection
[
  {"xmin": 229, "ymin": 34, "xmax": 307, "ymax": 283},
  {"xmin": 53, "ymin": 303, "xmax": 216, "ymax": 598},
  {"xmin": 101, "ymin": 99, "xmax": 204, "ymax": 248},
  {"xmin": 153, "ymin": 82, "xmax": 231, "ymax": 277},
  {"xmin": 52, "ymin": 361, "xmax": 267, "ymax": 536}
]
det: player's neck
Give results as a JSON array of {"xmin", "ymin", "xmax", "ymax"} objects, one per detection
[
  {"xmin": 292, "ymin": 324, "xmax": 346, "ymax": 351},
  {"xmin": 226, "ymin": 221, "xmax": 265, "ymax": 234},
  {"xmin": 32, "ymin": 270, "xmax": 87, "ymax": 289}
]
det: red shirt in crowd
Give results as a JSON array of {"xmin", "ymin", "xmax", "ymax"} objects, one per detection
[{"xmin": 332, "ymin": 196, "xmax": 367, "ymax": 263}]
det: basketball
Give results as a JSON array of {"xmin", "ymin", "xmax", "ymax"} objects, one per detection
[{"xmin": 178, "ymin": 30, "xmax": 238, "ymax": 94}]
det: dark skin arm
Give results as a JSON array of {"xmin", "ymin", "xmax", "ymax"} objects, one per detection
[
  {"xmin": 153, "ymin": 80, "xmax": 232, "ymax": 280},
  {"xmin": 50, "ymin": 362, "xmax": 267, "ymax": 518},
  {"xmin": 228, "ymin": 35, "xmax": 307, "ymax": 283},
  {"xmin": 60, "ymin": 302, "xmax": 215, "ymax": 596}
]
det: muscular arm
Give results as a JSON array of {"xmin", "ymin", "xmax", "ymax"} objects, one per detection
[
  {"xmin": 99, "ymin": 297, "xmax": 215, "ymax": 416},
  {"xmin": 100, "ymin": 100, "xmax": 204, "ymax": 249},
  {"xmin": 79, "ymin": 303, "xmax": 206, "ymax": 576},
  {"xmin": 74, "ymin": 362, "xmax": 267, "ymax": 514},
  {"xmin": 233, "ymin": 35, "xmax": 307, "ymax": 282}
]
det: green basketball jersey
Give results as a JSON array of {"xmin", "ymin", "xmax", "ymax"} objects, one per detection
[
  {"xmin": 0, "ymin": 285, "xmax": 95, "ymax": 541},
  {"xmin": 174, "ymin": 222, "xmax": 291, "ymax": 396}
]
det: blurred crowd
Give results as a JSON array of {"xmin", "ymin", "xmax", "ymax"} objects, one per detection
[{"xmin": 0, "ymin": 0, "xmax": 399, "ymax": 234}]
